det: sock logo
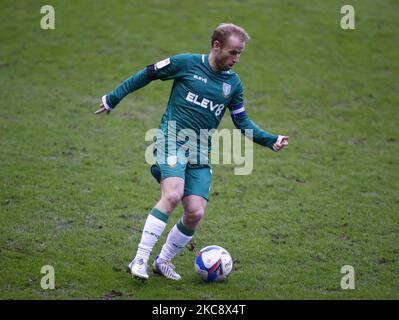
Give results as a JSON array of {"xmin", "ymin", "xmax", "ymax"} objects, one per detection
[{"xmin": 145, "ymin": 230, "xmax": 160, "ymax": 240}]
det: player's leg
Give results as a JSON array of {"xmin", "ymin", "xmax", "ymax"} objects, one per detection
[
  {"xmin": 154, "ymin": 177, "xmax": 184, "ymax": 214},
  {"xmin": 153, "ymin": 196, "xmax": 207, "ymax": 281},
  {"xmin": 153, "ymin": 165, "xmax": 211, "ymax": 280},
  {"xmin": 129, "ymin": 168, "xmax": 185, "ymax": 279},
  {"xmin": 182, "ymin": 195, "xmax": 207, "ymax": 229}
]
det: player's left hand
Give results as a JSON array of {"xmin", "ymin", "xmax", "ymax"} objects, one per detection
[{"xmin": 273, "ymin": 135, "xmax": 289, "ymax": 152}]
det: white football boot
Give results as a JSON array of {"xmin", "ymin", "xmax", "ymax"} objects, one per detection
[
  {"xmin": 153, "ymin": 256, "xmax": 182, "ymax": 281},
  {"xmin": 129, "ymin": 258, "xmax": 149, "ymax": 280}
]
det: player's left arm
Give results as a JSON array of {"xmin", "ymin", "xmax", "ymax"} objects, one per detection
[
  {"xmin": 231, "ymin": 109, "xmax": 289, "ymax": 152},
  {"xmin": 229, "ymin": 80, "xmax": 288, "ymax": 152}
]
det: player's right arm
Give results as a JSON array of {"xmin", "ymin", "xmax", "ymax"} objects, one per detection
[
  {"xmin": 95, "ymin": 67, "xmax": 150, "ymax": 114},
  {"xmin": 95, "ymin": 54, "xmax": 192, "ymax": 114}
]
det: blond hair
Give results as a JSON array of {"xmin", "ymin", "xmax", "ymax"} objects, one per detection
[{"xmin": 211, "ymin": 23, "xmax": 250, "ymax": 46}]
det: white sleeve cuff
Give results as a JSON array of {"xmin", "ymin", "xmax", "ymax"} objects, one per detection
[{"xmin": 102, "ymin": 95, "xmax": 112, "ymax": 111}]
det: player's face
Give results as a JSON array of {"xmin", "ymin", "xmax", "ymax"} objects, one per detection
[{"xmin": 214, "ymin": 35, "xmax": 245, "ymax": 71}]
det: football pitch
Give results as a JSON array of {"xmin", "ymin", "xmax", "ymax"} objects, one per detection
[{"xmin": 0, "ymin": 0, "xmax": 398, "ymax": 300}]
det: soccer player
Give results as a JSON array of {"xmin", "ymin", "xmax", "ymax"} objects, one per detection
[{"xmin": 95, "ymin": 23, "xmax": 289, "ymax": 280}]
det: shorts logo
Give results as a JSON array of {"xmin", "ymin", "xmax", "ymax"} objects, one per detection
[
  {"xmin": 167, "ymin": 155, "xmax": 177, "ymax": 167},
  {"xmin": 222, "ymin": 83, "xmax": 231, "ymax": 98}
]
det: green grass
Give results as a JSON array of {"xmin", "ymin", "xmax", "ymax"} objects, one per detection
[{"xmin": 0, "ymin": 0, "xmax": 398, "ymax": 299}]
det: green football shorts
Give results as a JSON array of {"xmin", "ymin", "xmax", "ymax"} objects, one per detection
[{"xmin": 154, "ymin": 146, "xmax": 212, "ymax": 201}]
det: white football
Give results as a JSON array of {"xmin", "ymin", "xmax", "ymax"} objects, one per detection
[{"xmin": 194, "ymin": 245, "xmax": 233, "ymax": 282}]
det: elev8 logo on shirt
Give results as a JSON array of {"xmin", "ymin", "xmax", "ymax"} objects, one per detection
[{"xmin": 186, "ymin": 91, "xmax": 225, "ymax": 117}]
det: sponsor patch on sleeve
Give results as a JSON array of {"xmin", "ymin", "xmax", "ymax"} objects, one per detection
[{"xmin": 155, "ymin": 57, "xmax": 171, "ymax": 70}]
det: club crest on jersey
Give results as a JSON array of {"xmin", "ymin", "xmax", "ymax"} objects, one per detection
[{"xmin": 222, "ymin": 83, "xmax": 231, "ymax": 98}]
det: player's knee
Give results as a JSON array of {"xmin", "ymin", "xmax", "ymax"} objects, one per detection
[
  {"xmin": 163, "ymin": 191, "xmax": 182, "ymax": 208},
  {"xmin": 185, "ymin": 207, "xmax": 205, "ymax": 226}
]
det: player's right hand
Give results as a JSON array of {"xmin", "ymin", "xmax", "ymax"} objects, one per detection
[{"xmin": 94, "ymin": 103, "xmax": 110, "ymax": 115}]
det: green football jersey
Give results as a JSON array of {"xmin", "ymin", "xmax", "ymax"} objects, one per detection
[
  {"xmin": 148, "ymin": 53, "xmax": 242, "ymax": 135},
  {"xmin": 102, "ymin": 53, "xmax": 278, "ymax": 164},
  {"xmin": 149, "ymin": 53, "xmax": 245, "ymax": 164}
]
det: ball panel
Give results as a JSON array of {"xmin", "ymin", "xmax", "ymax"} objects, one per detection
[
  {"xmin": 194, "ymin": 245, "xmax": 233, "ymax": 282},
  {"xmin": 194, "ymin": 253, "xmax": 207, "ymax": 271},
  {"xmin": 207, "ymin": 272, "xmax": 218, "ymax": 282}
]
